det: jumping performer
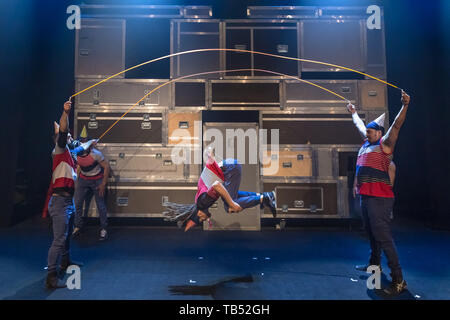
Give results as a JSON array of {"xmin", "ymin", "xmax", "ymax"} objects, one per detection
[
  {"xmin": 163, "ymin": 149, "xmax": 277, "ymax": 231},
  {"xmin": 347, "ymin": 90, "xmax": 410, "ymax": 296}
]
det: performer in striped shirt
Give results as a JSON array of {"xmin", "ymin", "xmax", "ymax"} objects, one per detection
[
  {"xmin": 45, "ymin": 101, "xmax": 95, "ymax": 289},
  {"xmin": 163, "ymin": 148, "xmax": 277, "ymax": 231},
  {"xmin": 347, "ymin": 90, "xmax": 410, "ymax": 296},
  {"xmin": 72, "ymin": 126, "xmax": 110, "ymax": 242}
]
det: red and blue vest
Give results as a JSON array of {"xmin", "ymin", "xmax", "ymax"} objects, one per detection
[
  {"xmin": 51, "ymin": 146, "xmax": 77, "ymax": 193},
  {"xmin": 356, "ymin": 138, "xmax": 394, "ymax": 198}
]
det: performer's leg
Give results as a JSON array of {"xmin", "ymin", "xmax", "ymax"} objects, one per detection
[
  {"xmin": 220, "ymin": 159, "xmax": 276, "ymax": 215},
  {"xmin": 73, "ymin": 177, "xmax": 90, "ymax": 229},
  {"xmin": 47, "ymin": 196, "xmax": 70, "ymax": 274},
  {"xmin": 46, "ymin": 196, "xmax": 71, "ymax": 288},
  {"xmin": 360, "ymin": 196, "xmax": 382, "ymax": 267},
  {"xmin": 220, "ymin": 159, "xmax": 241, "ymax": 212},
  {"xmin": 93, "ymin": 178, "xmax": 108, "ymax": 236},
  {"xmin": 233, "ymin": 190, "xmax": 277, "ymax": 216},
  {"xmin": 367, "ymin": 197, "xmax": 403, "ymax": 282},
  {"xmin": 83, "ymin": 189, "xmax": 94, "ymax": 219},
  {"xmin": 234, "ymin": 190, "xmax": 261, "ymax": 210},
  {"xmin": 60, "ymin": 200, "xmax": 75, "ymax": 268},
  {"xmin": 237, "ymin": 191, "xmax": 259, "ymax": 198}
]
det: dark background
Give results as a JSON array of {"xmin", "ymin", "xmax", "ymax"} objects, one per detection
[{"xmin": 0, "ymin": 0, "xmax": 448, "ymax": 227}]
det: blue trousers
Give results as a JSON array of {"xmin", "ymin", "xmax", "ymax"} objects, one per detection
[
  {"xmin": 221, "ymin": 159, "xmax": 261, "ymax": 212},
  {"xmin": 47, "ymin": 196, "xmax": 74, "ymax": 273},
  {"xmin": 360, "ymin": 195, "xmax": 403, "ymax": 281},
  {"xmin": 74, "ymin": 177, "xmax": 108, "ymax": 229}
]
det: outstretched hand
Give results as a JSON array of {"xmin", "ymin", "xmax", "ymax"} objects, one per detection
[
  {"xmin": 206, "ymin": 147, "xmax": 214, "ymax": 158},
  {"xmin": 197, "ymin": 210, "xmax": 209, "ymax": 222},
  {"xmin": 97, "ymin": 183, "xmax": 106, "ymax": 197},
  {"xmin": 347, "ymin": 102, "xmax": 356, "ymax": 114},
  {"xmin": 63, "ymin": 100, "xmax": 72, "ymax": 114},
  {"xmin": 401, "ymin": 90, "xmax": 410, "ymax": 106}
]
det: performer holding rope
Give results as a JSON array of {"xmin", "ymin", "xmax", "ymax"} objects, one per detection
[
  {"xmin": 72, "ymin": 126, "xmax": 110, "ymax": 241},
  {"xmin": 163, "ymin": 148, "xmax": 277, "ymax": 231},
  {"xmin": 347, "ymin": 90, "xmax": 410, "ymax": 296},
  {"xmin": 45, "ymin": 101, "xmax": 96, "ymax": 289}
]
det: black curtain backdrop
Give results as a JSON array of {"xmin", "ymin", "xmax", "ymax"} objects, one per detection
[
  {"xmin": 0, "ymin": 0, "xmax": 35, "ymax": 226},
  {"xmin": 1, "ymin": 0, "xmax": 448, "ymax": 227}
]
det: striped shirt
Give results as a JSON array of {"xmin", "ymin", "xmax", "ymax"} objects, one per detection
[
  {"xmin": 356, "ymin": 138, "xmax": 394, "ymax": 198},
  {"xmin": 77, "ymin": 148, "xmax": 105, "ymax": 180},
  {"xmin": 51, "ymin": 144, "xmax": 77, "ymax": 195}
]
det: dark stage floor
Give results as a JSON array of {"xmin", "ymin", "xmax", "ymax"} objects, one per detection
[{"xmin": 1, "ymin": 217, "xmax": 449, "ymax": 300}]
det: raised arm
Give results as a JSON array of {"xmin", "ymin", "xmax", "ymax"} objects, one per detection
[
  {"xmin": 59, "ymin": 100, "xmax": 71, "ymax": 133},
  {"xmin": 56, "ymin": 101, "xmax": 72, "ymax": 149},
  {"xmin": 382, "ymin": 91, "xmax": 410, "ymax": 154},
  {"xmin": 347, "ymin": 103, "xmax": 367, "ymax": 139}
]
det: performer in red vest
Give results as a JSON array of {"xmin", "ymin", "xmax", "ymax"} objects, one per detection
[
  {"xmin": 348, "ymin": 90, "xmax": 410, "ymax": 296},
  {"xmin": 45, "ymin": 101, "xmax": 95, "ymax": 289}
]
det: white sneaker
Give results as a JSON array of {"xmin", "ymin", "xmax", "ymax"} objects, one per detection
[
  {"xmin": 72, "ymin": 227, "xmax": 81, "ymax": 237},
  {"xmin": 99, "ymin": 229, "xmax": 107, "ymax": 241}
]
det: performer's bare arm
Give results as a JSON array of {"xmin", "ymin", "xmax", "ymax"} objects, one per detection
[
  {"xmin": 97, "ymin": 160, "xmax": 110, "ymax": 197},
  {"xmin": 59, "ymin": 101, "xmax": 71, "ymax": 133},
  {"xmin": 211, "ymin": 181, "xmax": 243, "ymax": 213},
  {"xmin": 347, "ymin": 103, "xmax": 367, "ymax": 139},
  {"xmin": 382, "ymin": 91, "xmax": 410, "ymax": 154},
  {"xmin": 55, "ymin": 101, "xmax": 72, "ymax": 149},
  {"xmin": 353, "ymin": 175, "xmax": 358, "ymax": 198},
  {"xmin": 389, "ymin": 161, "xmax": 396, "ymax": 187}
]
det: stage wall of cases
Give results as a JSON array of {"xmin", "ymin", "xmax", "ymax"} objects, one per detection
[{"xmin": 74, "ymin": 6, "xmax": 388, "ymax": 228}]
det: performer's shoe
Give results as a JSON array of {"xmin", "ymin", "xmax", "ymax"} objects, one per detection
[
  {"xmin": 99, "ymin": 229, "xmax": 108, "ymax": 241},
  {"xmin": 46, "ymin": 271, "xmax": 67, "ymax": 289},
  {"xmin": 263, "ymin": 191, "xmax": 277, "ymax": 218},
  {"xmin": 383, "ymin": 279, "xmax": 407, "ymax": 296},
  {"xmin": 72, "ymin": 227, "xmax": 82, "ymax": 237},
  {"xmin": 355, "ymin": 264, "xmax": 382, "ymax": 272}
]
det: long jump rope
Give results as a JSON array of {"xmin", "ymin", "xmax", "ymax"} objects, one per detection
[
  {"xmin": 65, "ymin": 49, "xmax": 406, "ymax": 232},
  {"xmin": 66, "ymin": 48, "xmax": 405, "ymax": 141}
]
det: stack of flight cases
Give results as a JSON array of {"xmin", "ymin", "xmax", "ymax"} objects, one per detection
[
  {"xmin": 74, "ymin": 78, "xmax": 203, "ymax": 219},
  {"xmin": 73, "ymin": 5, "xmax": 389, "ymax": 230}
]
